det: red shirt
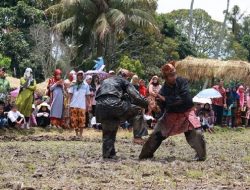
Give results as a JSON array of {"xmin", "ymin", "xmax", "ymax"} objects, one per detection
[
  {"xmin": 139, "ymin": 85, "xmax": 147, "ymax": 97},
  {"xmin": 212, "ymin": 85, "xmax": 226, "ymax": 106}
]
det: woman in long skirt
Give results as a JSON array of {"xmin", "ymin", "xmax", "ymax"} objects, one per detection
[{"xmin": 47, "ymin": 69, "xmax": 64, "ymax": 128}]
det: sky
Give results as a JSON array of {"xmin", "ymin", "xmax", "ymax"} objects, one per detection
[{"xmin": 157, "ymin": 0, "xmax": 250, "ymax": 22}]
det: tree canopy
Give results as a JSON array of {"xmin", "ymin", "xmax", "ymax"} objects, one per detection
[{"xmin": 0, "ymin": 1, "xmax": 249, "ymax": 80}]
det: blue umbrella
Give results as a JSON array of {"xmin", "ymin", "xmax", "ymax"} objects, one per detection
[{"xmin": 195, "ymin": 88, "xmax": 222, "ymax": 99}]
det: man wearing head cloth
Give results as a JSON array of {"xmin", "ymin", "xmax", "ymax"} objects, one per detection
[
  {"xmin": 95, "ymin": 69, "xmax": 148, "ymax": 159},
  {"xmin": 139, "ymin": 61, "xmax": 206, "ymax": 161}
]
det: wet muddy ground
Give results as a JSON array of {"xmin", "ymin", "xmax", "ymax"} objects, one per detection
[{"xmin": 0, "ymin": 127, "xmax": 249, "ymax": 190}]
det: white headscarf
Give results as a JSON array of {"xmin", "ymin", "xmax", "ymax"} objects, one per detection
[
  {"xmin": 70, "ymin": 70, "xmax": 76, "ymax": 82},
  {"xmin": 24, "ymin": 68, "xmax": 33, "ymax": 79},
  {"xmin": 84, "ymin": 75, "xmax": 92, "ymax": 85},
  {"xmin": 23, "ymin": 68, "xmax": 33, "ymax": 87}
]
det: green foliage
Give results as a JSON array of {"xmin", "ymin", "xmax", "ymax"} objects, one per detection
[
  {"xmin": 163, "ymin": 9, "xmax": 221, "ymax": 58},
  {"xmin": 0, "ymin": 54, "xmax": 11, "ymax": 69},
  {"xmin": 0, "ymin": 0, "xmax": 52, "ymax": 79},
  {"xmin": 46, "ymin": 0, "xmax": 158, "ymax": 69},
  {"xmin": 228, "ymin": 41, "xmax": 249, "ymax": 61},
  {"xmin": 119, "ymin": 56, "xmax": 144, "ymax": 77},
  {"xmin": 241, "ymin": 34, "xmax": 250, "ymax": 61}
]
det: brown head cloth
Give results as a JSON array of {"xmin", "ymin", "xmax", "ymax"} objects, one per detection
[{"xmin": 161, "ymin": 61, "xmax": 176, "ymax": 77}]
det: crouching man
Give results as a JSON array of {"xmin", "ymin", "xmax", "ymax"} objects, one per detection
[
  {"xmin": 139, "ymin": 61, "xmax": 206, "ymax": 161},
  {"xmin": 96, "ymin": 69, "xmax": 148, "ymax": 159}
]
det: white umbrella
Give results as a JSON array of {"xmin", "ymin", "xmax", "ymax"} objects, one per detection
[
  {"xmin": 195, "ymin": 88, "xmax": 222, "ymax": 99},
  {"xmin": 193, "ymin": 97, "xmax": 212, "ymax": 104}
]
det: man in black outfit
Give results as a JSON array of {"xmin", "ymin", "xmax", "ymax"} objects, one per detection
[
  {"xmin": 95, "ymin": 69, "xmax": 148, "ymax": 159},
  {"xmin": 139, "ymin": 61, "xmax": 206, "ymax": 161}
]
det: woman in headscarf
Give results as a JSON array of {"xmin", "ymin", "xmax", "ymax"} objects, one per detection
[
  {"xmin": 245, "ymin": 87, "xmax": 250, "ymax": 127},
  {"xmin": 47, "ymin": 69, "xmax": 64, "ymax": 128},
  {"xmin": 147, "ymin": 76, "xmax": 162, "ymax": 120},
  {"xmin": 237, "ymin": 85, "xmax": 246, "ymax": 126},
  {"xmin": 16, "ymin": 68, "xmax": 36, "ymax": 129}
]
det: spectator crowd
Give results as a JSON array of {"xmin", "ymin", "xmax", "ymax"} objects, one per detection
[{"xmin": 0, "ymin": 66, "xmax": 248, "ymax": 139}]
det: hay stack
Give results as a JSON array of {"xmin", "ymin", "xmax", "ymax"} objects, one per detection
[
  {"xmin": 176, "ymin": 56, "xmax": 250, "ymax": 83},
  {"xmin": 36, "ymin": 79, "xmax": 49, "ymax": 95},
  {"xmin": 7, "ymin": 76, "xmax": 20, "ymax": 89}
]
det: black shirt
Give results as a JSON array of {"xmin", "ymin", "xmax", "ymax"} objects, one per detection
[
  {"xmin": 96, "ymin": 76, "xmax": 148, "ymax": 109},
  {"xmin": 160, "ymin": 77, "xmax": 194, "ymax": 113}
]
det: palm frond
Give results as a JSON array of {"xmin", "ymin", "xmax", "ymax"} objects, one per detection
[
  {"xmin": 107, "ymin": 9, "xmax": 126, "ymax": 29},
  {"xmin": 127, "ymin": 9, "xmax": 158, "ymax": 32},
  {"xmin": 78, "ymin": 0, "xmax": 97, "ymax": 13},
  {"xmin": 54, "ymin": 16, "xmax": 76, "ymax": 32},
  {"xmin": 45, "ymin": 3, "xmax": 63, "ymax": 16},
  {"xmin": 62, "ymin": 0, "xmax": 78, "ymax": 8},
  {"xmin": 111, "ymin": 0, "xmax": 157, "ymax": 10},
  {"xmin": 93, "ymin": 13, "xmax": 110, "ymax": 41}
]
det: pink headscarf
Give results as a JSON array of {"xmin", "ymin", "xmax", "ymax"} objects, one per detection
[{"xmin": 237, "ymin": 85, "xmax": 245, "ymax": 108}]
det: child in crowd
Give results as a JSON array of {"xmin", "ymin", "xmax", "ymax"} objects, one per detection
[
  {"xmin": 139, "ymin": 79, "xmax": 147, "ymax": 97},
  {"xmin": 7, "ymin": 104, "xmax": 25, "ymax": 128},
  {"xmin": 0, "ymin": 104, "xmax": 7, "ymax": 128},
  {"xmin": 29, "ymin": 104, "xmax": 37, "ymax": 127},
  {"xmin": 36, "ymin": 102, "xmax": 50, "ymax": 127},
  {"xmin": 198, "ymin": 103, "xmax": 215, "ymax": 133}
]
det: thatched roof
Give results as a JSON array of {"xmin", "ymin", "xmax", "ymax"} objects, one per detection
[{"xmin": 176, "ymin": 56, "xmax": 250, "ymax": 83}]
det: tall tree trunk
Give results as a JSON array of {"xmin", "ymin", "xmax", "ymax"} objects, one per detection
[
  {"xmin": 203, "ymin": 0, "xmax": 230, "ymax": 89},
  {"xmin": 188, "ymin": 0, "xmax": 195, "ymax": 42},
  {"xmin": 214, "ymin": 0, "xmax": 230, "ymax": 58},
  {"xmin": 97, "ymin": 39, "xmax": 103, "ymax": 57}
]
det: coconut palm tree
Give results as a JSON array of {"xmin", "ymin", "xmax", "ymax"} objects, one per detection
[{"xmin": 46, "ymin": 0, "xmax": 158, "ymax": 68}]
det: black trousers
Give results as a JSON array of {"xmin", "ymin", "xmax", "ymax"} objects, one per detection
[
  {"xmin": 96, "ymin": 98, "xmax": 147, "ymax": 158},
  {"xmin": 8, "ymin": 116, "xmax": 23, "ymax": 127},
  {"xmin": 139, "ymin": 128, "xmax": 206, "ymax": 160},
  {"xmin": 212, "ymin": 105, "xmax": 223, "ymax": 125},
  {"xmin": 37, "ymin": 117, "xmax": 50, "ymax": 127}
]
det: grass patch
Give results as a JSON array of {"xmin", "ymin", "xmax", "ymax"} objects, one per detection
[
  {"xmin": 185, "ymin": 169, "xmax": 203, "ymax": 179},
  {"xmin": 0, "ymin": 128, "xmax": 248, "ymax": 189},
  {"xmin": 242, "ymin": 156, "xmax": 250, "ymax": 163}
]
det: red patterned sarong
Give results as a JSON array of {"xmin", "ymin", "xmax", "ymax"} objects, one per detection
[{"xmin": 156, "ymin": 108, "xmax": 200, "ymax": 137}]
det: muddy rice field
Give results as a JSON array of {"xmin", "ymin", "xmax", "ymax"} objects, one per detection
[{"xmin": 0, "ymin": 127, "xmax": 249, "ymax": 190}]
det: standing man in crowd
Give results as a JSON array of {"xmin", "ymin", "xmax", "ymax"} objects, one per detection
[
  {"xmin": 69, "ymin": 71, "xmax": 91, "ymax": 137},
  {"xmin": 0, "ymin": 67, "xmax": 10, "ymax": 105},
  {"xmin": 213, "ymin": 79, "xmax": 226, "ymax": 126},
  {"xmin": 95, "ymin": 69, "xmax": 148, "ymax": 159},
  {"xmin": 139, "ymin": 61, "xmax": 206, "ymax": 161}
]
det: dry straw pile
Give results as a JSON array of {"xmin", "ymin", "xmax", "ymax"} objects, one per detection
[{"xmin": 176, "ymin": 56, "xmax": 250, "ymax": 83}]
